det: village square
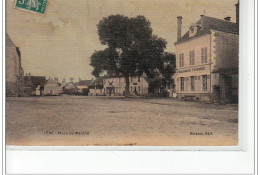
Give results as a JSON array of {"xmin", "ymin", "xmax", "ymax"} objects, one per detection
[{"xmin": 5, "ymin": 0, "xmax": 239, "ymax": 145}]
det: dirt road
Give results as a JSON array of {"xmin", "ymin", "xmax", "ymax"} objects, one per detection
[{"xmin": 6, "ymin": 96, "xmax": 238, "ymax": 146}]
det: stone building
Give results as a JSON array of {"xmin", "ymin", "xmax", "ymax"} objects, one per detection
[
  {"xmin": 6, "ymin": 34, "xmax": 24, "ymax": 97},
  {"xmin": 88, "ymin": 78, "xmax": 103, "ymax": 96},
  {"xmin": 24, "ymin": 75, "xmax": 46, "ymax": 96},
  {"xmin": 174, "ymin": 2, "xmax": 239, "ymax": 103},
  {"xmin": 103, "ymin": 74, "xmax": 149, "ymax": 96},
  {"xmin": 43, "ymin": 78, "xmax": 62, "ymax": 96},
  {"xmin": 74, "ymin": 78, "xmax": 92, "ymax": 94},
  {"xmin": 60, "ymin": 82, "xmax": 78, "ymax": 95}
]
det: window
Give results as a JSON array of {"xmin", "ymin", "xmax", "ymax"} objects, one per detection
[
  {"xmin": 180, "ymin": 77, "xmax": 184, "ymax": 91},
  {"xmin": 201, "ymin": 47, "xmax": 207, "ymax": 63},
  {"xmin": 179, "ymin": 54, "xmax": 184, "ymax": 67},
  {"xmin": 202, "ymin": 75, "xmax": 207, "ymax": 91},
  {"xmin": 138, "ymin": 86, "xmax": 141, "ymax": 92},
  {"xmin": 190, "ymin": 76, "xmax": 195, "ymax": 91},
  {"xmin": 189, "ymin": 50, "xmax": 195, "ymax": 65},
  {"xmin": 138, "ymin": 76, "xmax": 140, "ymax": 82}
]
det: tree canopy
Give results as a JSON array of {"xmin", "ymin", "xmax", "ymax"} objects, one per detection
[{"xmin": 90, "ymin": 14, "xmax": 173, "ymax": 96}]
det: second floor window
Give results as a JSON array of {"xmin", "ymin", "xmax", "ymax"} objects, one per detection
[
  {"xmin": 201, "ymin": 47, "xmax": 207, "ymax": 63},
  {"xmin": 179, "ymin": 54, "xmax": 184, "ymax": 67},
  {"xmin": 189, "ymin": 50, "xmax": 195, "ymax": 65}
]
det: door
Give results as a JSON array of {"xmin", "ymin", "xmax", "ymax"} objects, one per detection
[{"xmin": 213, "ymin": 86, "xmax": 221, "ymax": 103}]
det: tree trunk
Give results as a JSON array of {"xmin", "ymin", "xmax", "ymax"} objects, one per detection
[{"xmin": 125, "ymin": 75, "xmax": 130, "ymax": 97}]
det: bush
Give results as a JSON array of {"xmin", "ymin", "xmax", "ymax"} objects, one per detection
[{"xmin": 82, "ymin": 88, "xmax": 89, "ymax": 96}]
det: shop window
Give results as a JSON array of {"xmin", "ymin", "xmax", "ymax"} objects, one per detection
[
  {"xmin": 191, "ymin": 76, "xmax": 195, "ymax": 91},
  {"xmin": 202, "ymin": 75, "xmax": 207, "ymax": 91},
  {"xmin": 179, "ymin": 54, "xmax": 184, "ymax": 67},
  {"xmin": 180, "ymin": 77, "xmax": 184, "ymax": 91},
  {"xmin": 201, "ymin": 47, "xmax": 207, "ymax": 63},
  {"xmin": 189, "ymin": 50, "xmax": 195, "ymax": 65}
]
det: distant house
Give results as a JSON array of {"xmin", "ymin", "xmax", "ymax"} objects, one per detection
[
  {"xmin": 88, "ymin": 78, "xmax": 104, "ymax": 96},
  {"xmin": 24, "ymin": 75, "xmax": 46, "ymax": 96},
  {"xmin": 75, "ymin": 79, "xmax": 92, "ymax": 94},
  {"xmin": 103, "ymin": 74, "xmax": 149, "ymax": 96},
  {"xmin": 60, "ymin": 82, "xmax": 78, "ymax": 95},
  {"xmin": 43, "ymin": 78, "xmax": 62, "ymax": 96},
  {"xmin": 6, "ymin": 34, "xmax": 24, "ymax": 97}
]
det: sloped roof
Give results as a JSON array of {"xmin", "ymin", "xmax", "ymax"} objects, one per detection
[
  {"xmin": 31, "ymin": 76, "xmax": 46, "ymax": 85},
  {"xmin": 6, "ymin": 33, "xmax": 15, "ymax": 47},
  {"xmin": 24, "ymin": 76, "xmax": 46, "ymax": 85},
  {"xmin": 60, "ymin": 82, "xmax": 78, "ymax": 89},
  {"xmin": 75, "ymin": 80, "xmax": 93, "ymax": 86},
  {"xmin": 45, "ymin": 78, "xmax": 61, "ymax": 86},
  {"xmin": 89, "ymin": 78, "xmax": 103, "ymax": 89},
  {"xmin": 176, "ymin": 16, "xmax": 238, "ymax": 44}
]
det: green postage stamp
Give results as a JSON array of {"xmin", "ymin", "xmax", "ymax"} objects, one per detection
[{"xmin": 14, "ymin": 0, "xmax": 48, "ymax": 15}]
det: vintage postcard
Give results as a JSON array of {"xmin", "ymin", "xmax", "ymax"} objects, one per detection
[{"xmin": 6, "ymin": 0, "xmax": 239, "ymax": 146}]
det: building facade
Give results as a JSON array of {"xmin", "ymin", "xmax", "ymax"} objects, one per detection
[
  {"xmin": 174, "ymin": 3, "xmax": 239, "ymax": 103},
  {"xmin": 24, "ymin": 75, "xmax": 46, "ymax": 96},
  {"xmin": 60, "ymin": 82, "xmax": 78, "ymax": 95},
  {"xmin": 6, "ymin": 34, "xmax": 24, "ymax": 97},
  {"xmin": 43, "ymin": 78, "xmax": 62, "ymax": 96},
  {"xmin": 75, "ymin": 79, "xmax": 92, "ymax": 94},
  {"xmin": 103, "ymin": 75, "xmax": 149, "ymax": 96},
  {"xmin": 88, "ymin": 78, "xmax": 103, "ymax": 96}
]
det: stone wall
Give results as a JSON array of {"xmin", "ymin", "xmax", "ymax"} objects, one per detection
[
  {"xmin": 6, "ymin": 34, "xmax": 23, "ymax": 97},
  {"xmin": 211, "ymin": 30, "xmax": 239, "ymax": 71}
]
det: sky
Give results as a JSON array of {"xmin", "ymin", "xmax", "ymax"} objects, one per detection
[{"xmin": 6, "ymin": 0, "xmax": 237, "ymax": 81}]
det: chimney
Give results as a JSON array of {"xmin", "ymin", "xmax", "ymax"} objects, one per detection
[
  {"xmin": 200, "ymin": 15, "xmax": 204, "ymax": 28},
  {"xmin": 224, "ymin": 16, "xmax": 231, "ymax": 21},
  {"xmin": 177, "ymin": 16, "xmax": 182, "ymax": 42},
  {"xmin": 235, "ymin": 1, "xmax": 239, "ymax": 33}
]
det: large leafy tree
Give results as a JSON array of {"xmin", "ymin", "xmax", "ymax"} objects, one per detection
[
  {"xmin": 90, "ymin": 15, "xmax": 167, "ymax": 96},
  {"xmin": 162, "ymin": 52, "xmax": 176, "ymax": 89},
  {"xmin": 146, "ymin": 52, "xmax": 176, "ymax": 96}
]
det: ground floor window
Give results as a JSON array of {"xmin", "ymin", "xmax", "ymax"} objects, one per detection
[
  {"xmin": 180, "ymin": 77, "xmax": 184, "ymax": 91},
  {"xmin": 202, "ymin": 75, "xmax": 207, "ymax": 91},
  {"xmin": 190, "ymin": 76, "xmax": 195, "ymax": 91}
]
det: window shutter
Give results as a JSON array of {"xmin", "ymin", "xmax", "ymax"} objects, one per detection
[{"xmin": 205, "ymin": 47, "xmax": 207, "ymax": 63}]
